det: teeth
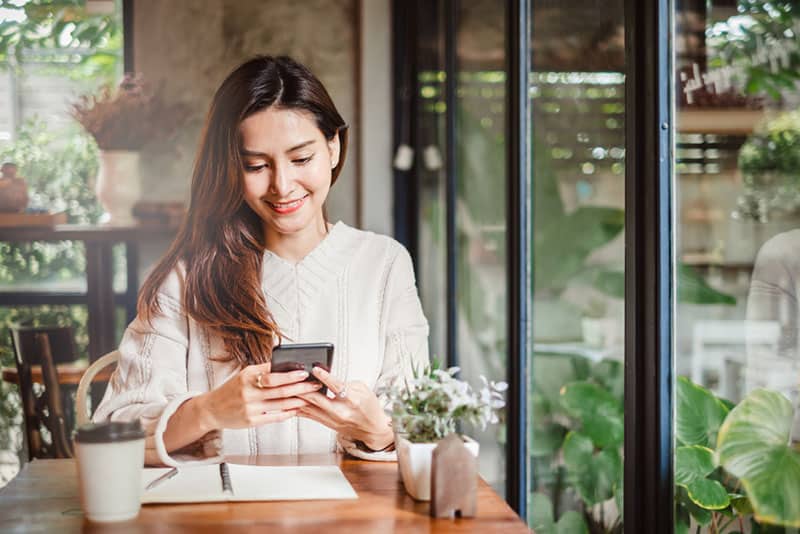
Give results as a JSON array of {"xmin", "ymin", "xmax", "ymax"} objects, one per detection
[{"xmin": 270, "ymin": 197, "xmax": 305, "ymax": 208}]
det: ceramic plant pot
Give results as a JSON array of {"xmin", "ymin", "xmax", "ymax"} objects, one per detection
[
  {"xmin": 395, "ymin": 434, "xmax": 479, "ymax": 501},
  {"xmin": 96, "ymin": 150, "xmax": 141, "ymax": 225}
]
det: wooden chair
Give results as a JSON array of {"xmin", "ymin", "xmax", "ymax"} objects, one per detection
[
  {"xmin": 9, "ymin": 324, "xmax": 76, "ymax": 460},
  {"xmin": 76, "ymin": 350, "xmax": 119, "ymax": 427}
]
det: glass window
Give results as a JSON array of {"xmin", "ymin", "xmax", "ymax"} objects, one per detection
[
  {"xmin": 528, "ymin": 1, "xmax": 626, "ymax": 532},
  {"xmin": 673, "ymin": 1, "xmax": 800, "ymax": 532}
]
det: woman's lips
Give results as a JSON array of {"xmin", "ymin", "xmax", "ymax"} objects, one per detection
[{"xmin": 266, "ymin": 194, "xmax": 309, "ymax": 215}]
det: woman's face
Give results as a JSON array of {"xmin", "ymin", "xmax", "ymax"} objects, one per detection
[{"xmin": 239, "ymin": 107, "xmax": 340, "ymax": 237}]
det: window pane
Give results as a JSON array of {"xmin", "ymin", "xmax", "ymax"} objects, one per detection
[
  {"xmin": 673, "ymin": 1, "xmax": 800, "ymax": 532},
  {"xmin": 454, "ymin": 0, "xmax": 509, "ymax": 494},
  {"xmin": 528, "ymin": 0, "xmax": 626, "ymax": 531}
]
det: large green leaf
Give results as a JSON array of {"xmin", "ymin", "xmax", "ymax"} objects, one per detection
[
  {"xmin": 562, "ymin": 431, "xmax": 620, "ymax": 506},
  {"xmin": 678, "ymin": 264, "xmax": 737, "ymax": 305},
  {"xmin": 675, "ymin": 445, "xmax": 729, "ymax": 510},
  {"xmin": 676, "ymin": 376, "xmax": 730, "ymax": 447},
  {"xmin": 675, "ymin": 445, "xmax": 716, "ymax": 485},
  {"xmin": 717, "ymin": 389, "xmax": 800, "ymax": 527},
  {"xmin": 555, "ymin": 511, "xmax": 589, "ymax": 534},
  {"xmin": 683, "ymin": 478, "xmax": 730, "ymax": 511},
  {"xmin": 592, "ymin": 359, "xmax": 624, "ymax": 403},
  {"xmin": 530, "ymin": 492, "xmax": 555, "ymax": 534},
  {"xmin": 534, "ymin": 206, "xmax": 624, "ymax": 293},
  {"xmin": 560, "ymin": 382, "xmax": 624, "ymax": 448}
]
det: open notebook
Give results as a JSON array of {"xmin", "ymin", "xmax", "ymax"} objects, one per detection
[{"xmin": 141, "ymin": 463, "xmax": 358, "ymax": 503}]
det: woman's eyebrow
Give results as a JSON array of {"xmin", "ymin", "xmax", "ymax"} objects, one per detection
[{"xmin": 240, "ymin": 140, "xmax": 316, "ymax": 157}]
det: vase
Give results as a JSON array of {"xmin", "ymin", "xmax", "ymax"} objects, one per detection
[
  {"xmin": 96, "ymin": 150, "xmax": 141, "ymax": 225},
  {"xmin": 395, "ymin": 434, "xmax": 479, "ymax": 501}
]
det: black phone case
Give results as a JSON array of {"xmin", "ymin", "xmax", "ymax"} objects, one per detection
[{"xmin": 271, "ymin": 343, "xmax": 334, "ymax": 395}]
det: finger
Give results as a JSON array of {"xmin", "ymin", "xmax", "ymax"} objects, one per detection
[
  {"xmin": 298, "ymin": 405, "xmax": 340, "ymax": 429},
  {"xmin": 262, "ymin": 397, "xmax": 308, "ymax": 412},
  {"xmin": 298, "ymin": 391, "xmax": 337, "ymax": 412},
  {"xmin": 251, "ymin": 369, "xmax": 310, "ymax": 389},
  {"xmin": 251, "ymin": 409, "xmax": 298, "ymax": 426},
  {"xmin": 262, "ymin": 381, "xmax": 323, "ymax": 400},
  {"xmin": 311, "ymin": 367, "xmax": 346, "ymax": 396}
]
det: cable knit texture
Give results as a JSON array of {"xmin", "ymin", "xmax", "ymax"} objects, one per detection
[{"xmin": 93, "ymin": 222, "xmax": 430, "ymax": 466}]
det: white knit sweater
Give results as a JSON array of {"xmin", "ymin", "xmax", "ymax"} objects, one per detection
[{"xmin": 93, "ymin": 222, "xmax": 430, "ymax": 466}]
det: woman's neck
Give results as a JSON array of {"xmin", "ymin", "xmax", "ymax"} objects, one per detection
[{"xmin": 263, "ymin": 214, "xmax": 330, "ymax": 263}]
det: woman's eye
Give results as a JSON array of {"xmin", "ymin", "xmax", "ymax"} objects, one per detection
[
  {"xmin": 293, "ymin": 156, "xmax": 313, "ymax": 165},
  {"xmin": 245, "ymin": 163, "xmax": 267, "ymax": 172}
]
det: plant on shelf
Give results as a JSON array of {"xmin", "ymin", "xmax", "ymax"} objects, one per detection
[
  {"xmin": 71, "ymin": 74, "xmax": 189, "ymax": 224},
  {"xmin": 382, "ymin": 358, "xmax": 507, "ymax": 500},
  {"xmin": 735, "ymin": 109, "xmax": 800, "ymax": 221},
  {"xmin": 531, "ymin": 357, "xmax": 800, "ymax": 533},
  {"xmin": 71, "ymin": 74, "xmax": 187, "ymax": 151}
]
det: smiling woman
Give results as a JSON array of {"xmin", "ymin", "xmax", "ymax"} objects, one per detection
[{"xmin": 91, "ymin": 56, "xmax": 429, "ymax": 467}]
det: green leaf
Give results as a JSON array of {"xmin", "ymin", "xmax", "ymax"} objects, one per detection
[
  {"xmin": 678, "ymin": 264, "xmax": 737, "ymax": 305},
  {"xmin": 717, "ymin": 389, "xmax": 800, "ymax": 527},
  {"xmin": 560, "ymin": 382, "xmax": 624, "ymax": 448},
  {"xmin": 555, "ymin": 511, "xmax": 589, "ymax": 534},
  {"xmin": 530, "ymin": 492, "xmax": 555, "ymax": 534},
  {"xmin": 675, "ymin": 503, "xmax": 691, "ymax": 534},
  {"xmin": 534, "ymin": 206, "xmax": 624, "ymax": 293},
  {"xmin": 592, "ymin": 359, "xmax": 623, "ymax": 403},
  {"xmin": 683, "ymin": 478, "xmax": 730, "ymax": 510},
  {"xmin": 675, "ymin": 445, "xmax": 716, "ymax": 485},
  {"xmin": 676, "ymin": 376, "xmax": 729, "ymax": 447},
  {"xmin": 731, "ymin": 494, "xmax": 754, "ymax": 516},
  {"xmin": 562, "ymin": 432, "xmax": 620, "ymax": 506}
]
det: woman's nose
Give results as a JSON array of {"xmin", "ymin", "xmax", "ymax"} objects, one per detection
[{"xmin": 269, "ymin": 163, "xmax": 294, "ymax": 198}]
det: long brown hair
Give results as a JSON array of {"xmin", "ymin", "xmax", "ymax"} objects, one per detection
[{"xmin": 138, "ymin": 56, "xmax": 349, "ymax": 366}]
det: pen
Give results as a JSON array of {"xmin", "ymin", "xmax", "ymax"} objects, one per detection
[{"xmin": 145, "ymin": 467, "xmax": 178, "ymax": 491}]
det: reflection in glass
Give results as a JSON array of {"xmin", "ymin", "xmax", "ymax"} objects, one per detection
[
  {"xmin": 528, "ymin": 1, "xmax": 625, "ymax": 532},
  {"xmin": 674, "ymin": 1, "xmax": 800, "ymax": 532}
]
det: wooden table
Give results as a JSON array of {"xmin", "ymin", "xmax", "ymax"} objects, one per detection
[
  {"xmin": 0, "ymin": 224, "xmax": 177, "ymax": 362},
  {"xmin": 0, "ymin": 454, "xmax": 531, "ymax": 533}
]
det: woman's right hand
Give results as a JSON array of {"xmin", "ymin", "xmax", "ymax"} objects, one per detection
[{"xmin": 197, "ymin": 362, "xmax": 321, "ymax": 430}]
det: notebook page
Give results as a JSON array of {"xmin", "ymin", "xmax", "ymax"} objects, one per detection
[
  {"xmin": 141, "ymin": 465, "xmax": 228, "ymax": 504},
  {"xmin": 227, "ymin": 464, "xmax": 358, "ymax": 501}
]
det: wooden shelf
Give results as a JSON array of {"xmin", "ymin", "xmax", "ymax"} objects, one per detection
[{"xmin": 677, "ymin": 109, "xmax": 765, "ymax": 135}]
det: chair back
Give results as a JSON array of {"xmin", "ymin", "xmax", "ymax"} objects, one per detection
[
  {"xmin": 8, "ymin": 324, "xmax": 76, "ymax": 460},
  {"xmin": 76, "ymin": 350, "xmax": 120, "ymax": 427}
]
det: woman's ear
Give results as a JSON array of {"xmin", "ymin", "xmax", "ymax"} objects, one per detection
[{"xmin": 328, "ymin": 131, "xmax": 341, "ymax": 169}]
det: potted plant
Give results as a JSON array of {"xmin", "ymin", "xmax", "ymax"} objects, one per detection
[
  {"xmin": 383, "ymin": 360, "xmax": 507, "ymax": 501},
  {"xmin": 71, "ymin": 74, "xmax": 188, "ymax": 224}
]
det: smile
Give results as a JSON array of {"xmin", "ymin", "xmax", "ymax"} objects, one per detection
[{"xmin": 266, "ymin": 194, "xmax": 309, "ymax": 214}]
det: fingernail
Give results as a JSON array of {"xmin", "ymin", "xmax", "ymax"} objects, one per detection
[{"xmin": 294, "ymin": 371, "xmax": 309, "ymax": 378}]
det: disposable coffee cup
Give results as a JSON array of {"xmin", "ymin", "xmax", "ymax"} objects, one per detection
[{"xmin": 74, "ymin": 420, "xmax": 145, "ymax": 522}]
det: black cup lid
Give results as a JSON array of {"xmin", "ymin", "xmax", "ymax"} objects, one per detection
[{"xmin": 75, "ymin": 420, "xmax": 145, "ymax": 443}]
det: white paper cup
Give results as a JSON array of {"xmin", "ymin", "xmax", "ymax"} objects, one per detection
[{"xmin": 74, "ymin": 421, "xmax": 145, "ymax": 522}]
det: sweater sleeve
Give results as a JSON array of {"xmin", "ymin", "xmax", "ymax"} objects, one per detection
[
  {"xmin": 92, "ymin": 269, "xmax": 224, "ymax": 467},
  {"xmin": 340, "ymin": 242, "xmax": 430, "ymax": 461}
]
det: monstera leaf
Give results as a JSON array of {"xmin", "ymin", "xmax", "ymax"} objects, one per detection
[{"xmin": 716, "ymin": 389, "xmax": 800, "ymax": 527}]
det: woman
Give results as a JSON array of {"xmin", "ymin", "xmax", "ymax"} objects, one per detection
[{"xmin": 93, "ymin": 56, "xmax": 430, "ymax": 466}]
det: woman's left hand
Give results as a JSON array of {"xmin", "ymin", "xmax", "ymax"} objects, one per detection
[{"xmin": 297, "ymin": 367, "xmax": 394, "ymax": 451}]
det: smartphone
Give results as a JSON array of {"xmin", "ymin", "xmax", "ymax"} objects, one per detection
[{"xmin": 270, "ymin": 343, "xmax": 334, "ymax": 394}]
